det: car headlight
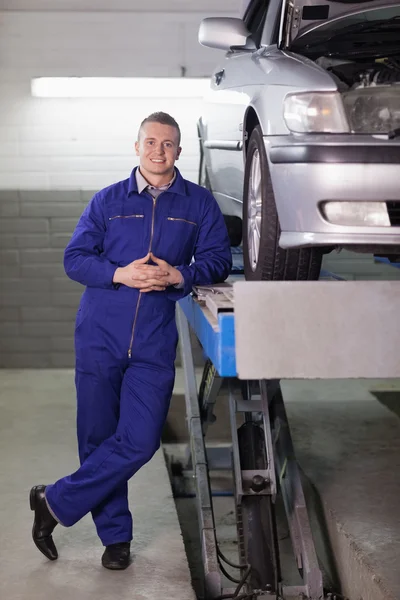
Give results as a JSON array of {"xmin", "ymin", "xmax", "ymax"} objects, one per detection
[
  {"xmin": 283, "ymin": 92, "xmax": 350, "ymax": 134},
  {"xmin": 342, "ymin": 86, "xmax": 400, "ymax": 134}
]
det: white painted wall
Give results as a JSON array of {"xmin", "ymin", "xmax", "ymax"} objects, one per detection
[
  {"xmin": 0, "ymin": 2, "xmax": 242, "ymax": 189},
  {"xmin": 0, "ymin": 1, "xmax": 240, "ymax": 11}
]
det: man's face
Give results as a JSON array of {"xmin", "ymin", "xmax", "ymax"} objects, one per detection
[{"xmin": 135, "ymin": 121, "xmax": 181, "ymax": 180}]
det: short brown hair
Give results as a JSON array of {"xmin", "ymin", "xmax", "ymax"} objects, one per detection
[{"xmin": 138, "ymin": 112, "xmax": 181, "ymax": 145}]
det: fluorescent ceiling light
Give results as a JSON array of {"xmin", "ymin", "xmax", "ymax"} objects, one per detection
[{"xmin": 31, "ymin": 77, "xmax": 210, "ymax": 98}]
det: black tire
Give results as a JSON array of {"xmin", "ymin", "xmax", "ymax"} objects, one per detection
[{"xmin": 243, "ymin": 125, "xmax": 322, "ymax": 281}]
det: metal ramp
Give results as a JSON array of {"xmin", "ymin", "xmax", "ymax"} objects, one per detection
[{"xmin": 176, "ymin": 280, "xmax": 400, "ymax": 600}]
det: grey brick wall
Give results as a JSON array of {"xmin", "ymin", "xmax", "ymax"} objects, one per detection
[
  {"xmin": 0, "ymin": 189, "xmax": 399, "ymax": 367},
  {"xmin": 0, "ymin": 190, "xmax": 89, "ymax": 367}
]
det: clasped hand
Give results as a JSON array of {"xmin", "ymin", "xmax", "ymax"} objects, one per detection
[{"xmin": 113, "ymin": 252, "xmax": 183, "ymax": 292}]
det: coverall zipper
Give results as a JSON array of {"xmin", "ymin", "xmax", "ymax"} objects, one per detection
[
  {"xmin": 167, "ymin": 217, "xmax": 197, "ymax": 226},
  {"xmin": 109, "ymin": 214, "xmax": 144, "ymax": 220},
  {"xmin": 128, "ymin": 196, "xmax": 158, "ymax": 358}
]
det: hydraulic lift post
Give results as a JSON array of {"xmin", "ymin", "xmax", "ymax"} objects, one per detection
[{"xmin": 176, "ymin": 279, "xmax": 400, "ymax": 600}]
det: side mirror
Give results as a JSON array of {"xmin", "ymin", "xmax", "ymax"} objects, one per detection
[{"xmin": 199, "ymin": 17, "xmax": 253, "ymax": 52}]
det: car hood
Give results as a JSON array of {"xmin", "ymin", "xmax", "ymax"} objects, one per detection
[{"xmin": 280, "ymin": 0, "xmax": 400, "ymax": 48}]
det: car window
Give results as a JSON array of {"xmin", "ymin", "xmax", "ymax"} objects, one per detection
[{"xmin": 243, "ymin": 0, "xmax": 269, "ymax": 47}]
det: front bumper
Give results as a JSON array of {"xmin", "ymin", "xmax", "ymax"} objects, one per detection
[{"xmin": 265, "ymin": 134, "xmax": 400, "ymax": 249}]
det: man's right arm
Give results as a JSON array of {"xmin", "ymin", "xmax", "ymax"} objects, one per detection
[{"xmin": 64, "ymin": 192, "xmax": 118, "ymax": 289}]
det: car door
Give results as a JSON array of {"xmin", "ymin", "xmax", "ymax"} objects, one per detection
[{"xmin": 202, "ymin": 0, "xmax": 270, "ymax": 217}]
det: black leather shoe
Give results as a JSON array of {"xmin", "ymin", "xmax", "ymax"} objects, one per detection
[
  {"xmin": 101, "ymin": 542, "xmax": 131, "ymax": 570},
  {"xmin": 30, "ymin": 485, "xmax": 58, "ymax": 561}
]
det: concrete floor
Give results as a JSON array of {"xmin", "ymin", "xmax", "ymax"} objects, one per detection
[
  {"xmin": 284, "ymin": 379, "xmax": 400, "ymax": 600},
  {"xmin": 0, "ymin": 369, "xmax": 196, "ymax": 600},
  {"xmin": 2, "ymin": 369, "xmax": 400, "ymax": 600}
]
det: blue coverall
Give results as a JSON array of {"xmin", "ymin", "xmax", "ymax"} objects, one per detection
[{"xmin": 45, "ymin": 167, "xmax": 232, "ymax": 546}]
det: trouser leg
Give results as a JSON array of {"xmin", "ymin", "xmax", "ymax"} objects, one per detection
[
  {"xmin": 45, "ymin": 361, "xmax": 174, "ymax": 528},
  {"xmin": 75, "ymin": 363, "xmax": 132, "ymax": 546}
]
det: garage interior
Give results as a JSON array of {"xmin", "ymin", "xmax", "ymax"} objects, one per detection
[{"xmin": 0, "ymin": 1, "xmax": 400, "ymax": 599}]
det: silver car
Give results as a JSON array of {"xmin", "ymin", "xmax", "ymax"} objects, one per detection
[{"xmin": 198, "ymin": 0, "xmax": 400, "ymax": 280}]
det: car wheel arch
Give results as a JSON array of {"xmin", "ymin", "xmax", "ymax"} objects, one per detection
[
  {"xmin": 244, "ymin": 106, "xmax": 262, "ymax": 157},
  {"xmin": 243, "ymin": 124, "xmax": 323, "ymax": 281}
]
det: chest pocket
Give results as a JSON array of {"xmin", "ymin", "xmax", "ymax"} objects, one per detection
[
  {"xmin": 109, "ymin": 214, "xmax": 144, "ymax": 221},
  {"xmin": 164, "ymin": 212, "xmax": 199, "ymax": 262},
  {"xmin": 166, "ymin": 216, "xmax": 197, "ymax": 227},
  {"xmin": 107, "ymin": 213, "xmax": 145, "ymax": 250}
]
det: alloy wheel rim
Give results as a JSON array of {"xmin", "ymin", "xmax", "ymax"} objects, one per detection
[{"xmin": 247, "ymin": 149, "xmax": 262, "ymax": 271}]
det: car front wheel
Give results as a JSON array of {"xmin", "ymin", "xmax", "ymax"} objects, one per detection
[{"xmin": 243, "ymin": 126, "xmax": 322, "ymax": 281}]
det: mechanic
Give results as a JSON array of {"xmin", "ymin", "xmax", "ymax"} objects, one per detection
[{"xmin": 29, "ymin": 111, "xmax": 232, "ymax": 570}]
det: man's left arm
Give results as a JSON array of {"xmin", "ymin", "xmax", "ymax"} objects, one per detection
[{"xmin": 166, "ymin": 191, "xmax": 232, "ymax": 300}]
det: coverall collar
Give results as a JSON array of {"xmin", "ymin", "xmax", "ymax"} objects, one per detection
[
  {"xmin": 135, "ymin": 168, "xmax": 176, "ymax": 196},
  {"xmin": 128, "ymin": 166, "xmax": 188, "ymax": 197}
]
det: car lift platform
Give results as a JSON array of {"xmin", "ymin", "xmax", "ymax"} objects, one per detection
[{"xmin": 176, "ymin": 279, "xmax": 400, "ymax": 600}]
